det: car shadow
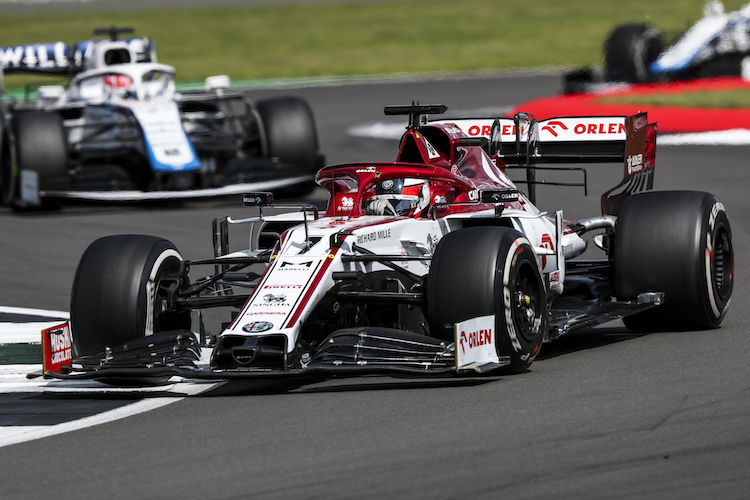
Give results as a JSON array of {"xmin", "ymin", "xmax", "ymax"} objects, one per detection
[
  {"xmin": 199, "ymin": 374, "xmax": 502, "ymax": 397},
  {"xmin": 536, "ymin": 324, "xmax": 649, "ymax": 360}
]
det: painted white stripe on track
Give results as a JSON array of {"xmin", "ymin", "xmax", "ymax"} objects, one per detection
[
  {"xmin": 0, "ymin": 306, "xmax": 69, "ymax": 319},
  {"xmin": 0, "ymin": 397, "xmax": 179, "ymax": 448},
  {"xmin": 0, "ymin": 379, "xmax": 220, "ymax": 448},
  {"xmin": 0, "ymin": 307, "xmax": 221, "ymax": 448}
]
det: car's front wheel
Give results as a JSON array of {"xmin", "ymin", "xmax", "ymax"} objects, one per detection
[
  {"xmin": 70, "ymin": 235, "xmax": 191, "ymax": 356},
  {"xmin": 426, "ymin": 226, "xmax": 547, "ymax": 373}
]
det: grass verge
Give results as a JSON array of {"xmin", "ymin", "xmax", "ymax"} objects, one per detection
[{"xmin": 1, "ymin": 0, "xmax": 748, "ymax": 108}]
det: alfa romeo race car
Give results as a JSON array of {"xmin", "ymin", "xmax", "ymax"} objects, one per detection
[
  {"xmin": 36, "ymin": 104, "xmax": 734, "ymax": 384},
  {"xmin": 0, "ymin": 27, "xmax": 324, "ymax": 210},
  {"xmin": 564, "ymin": 1, "xmax": 750, "ymax": 93}
]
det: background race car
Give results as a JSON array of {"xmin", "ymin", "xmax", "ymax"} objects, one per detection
[
  {"xmin": 563, "ymin": 1, "xmax": 750, "ymax": 93},
  {"xmin": 0, "ymin": 27, "xmax": 324, "ymax": 210}
]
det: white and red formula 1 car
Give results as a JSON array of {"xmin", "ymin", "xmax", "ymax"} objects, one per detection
[{"xmin": 38, "ymin": 104, "xmax": 733, "ymax": 383}]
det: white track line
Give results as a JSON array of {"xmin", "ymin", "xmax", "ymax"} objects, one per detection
[
  {"xmin": 0, "ymin": 382, "xmax": 219, "ymax": 448},
  {"xmin": 0, "ymin": 307, "xmax": 220, "ymax": 447}
]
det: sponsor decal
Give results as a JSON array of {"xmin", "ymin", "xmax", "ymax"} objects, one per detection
[
  {"xmin": 459, "ymin": 328, "xmax": 492, "ymax": 355},
  {"xmin": 571, "ymin": 122, "xmax": 626, "ymax": 135},
  {"xmin": 262, "ymin": 293, "xmax": 287, "ymax": 304},
  {"xmin": 550, "ymin": 270, "xmax": 561, "ymax": 290},
  {"xmin": 626, "ymin": 153, "xmax": 644, "ymax": 174},
  {"xmin": 454, "ymin": 315, "xmax": 500, "ymax": 369},
  {"xmin": 279, "ymin": 260, "xmax": 314, "ymax": 269},
  {"xmin": 338, "ymin": 196, "xmax": 354, "ymax": 211},
  {"xmin": 0, "ymin": 42, "xmax": 68, "ymax": 70},
  {"xmin": 242, "ymin": 321, "xmax": 274, "ymax": 333},
  {"xmin": 468, "ymin": 125, "xmax": 492, "ymax": 137},
  {"xmin": 541, "ymin": 120, "xmax": 568, "ymax": 137},
  {"xmin": 540, "ymin": 233, "xmax": 554, "ymax": 269},
  {"xmin": 499, "ymin": 124, "xmax": 528, "ymax": 136},
  {"xmin": 42, "ymin": 322, "xmax": 73, "ymax": 373},
  {"xmin": 434, "ymin": 119, "xmax": 495, "ymax": 138},
  {"xmin": 263, "ymin": 284, "xmax": 304, "ymax": 289},
  {"xmin": 356, "ymin": 228, "xmax": 392, "ymax": 244}
]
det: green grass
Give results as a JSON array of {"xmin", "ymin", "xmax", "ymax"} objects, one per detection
[
  {"xmin": 1, "ymin": 0, "xmax": 748, "ymax": 92},
  {"xmin": 599, "ymin": 89, "xmax": 750, "ymax": 108}
]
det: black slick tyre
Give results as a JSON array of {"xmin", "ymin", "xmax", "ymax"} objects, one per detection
[
  {"xmin": 7, "ymin": 111, "xmax": 68, "ymax": 210},
  {"xmin": 427, "ymin": 226, "xmax": 547, "ymax": 373},
  {"xmin": 615, "ymin": 191, "xmax": 733, "ymax": 331},
  {"xmin": 255, "ymin": 96, "xmax": 320, "ymax": 168},
  {"xmin": 70, "ymin": 235, "xmax": 190, "ymax": 356},
  {"xmin": 604, "ymin": 23, "xmax": 663, "ymax": 83}
]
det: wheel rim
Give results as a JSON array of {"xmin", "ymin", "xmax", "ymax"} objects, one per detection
[
  {"xmin": 512, "ymin": 262, "xmax": 543, "ymax": 343},
  {"xmin": 712, "ymin": 227, "xmax": 733, "ymax": 301},
  {"xmin": 150, "ymin": 258, "xmax": 184, "ymax": 333}
]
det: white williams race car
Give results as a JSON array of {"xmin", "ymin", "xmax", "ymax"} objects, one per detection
[
  {"xmin": 0, "ymin": 27, "xmax": 324, "ymax": 210},
  {"xmin": 564, "ymin": 1, "xmax": 750, "ymax": 92},
  {"xmin": 37, "ymin": 104, "xmax": 734, "ymax": 383}
]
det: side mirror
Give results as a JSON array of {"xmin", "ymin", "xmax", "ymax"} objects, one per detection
[{"xmin": 243, "ymin": 192, "xmax": 273, "ymax": 207}]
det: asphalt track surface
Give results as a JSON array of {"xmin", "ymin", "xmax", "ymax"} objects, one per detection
[{"xmin": 1, "ymin": 71, "xmax": 749, "ymax": 498}]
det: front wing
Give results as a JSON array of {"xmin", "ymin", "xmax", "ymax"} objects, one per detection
[{"xmin": 32, "ymin": 322, "xmax": 510, "ymax": 382}]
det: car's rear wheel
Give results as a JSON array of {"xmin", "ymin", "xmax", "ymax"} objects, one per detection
[
  {"xmin": 604, "ymin": 23, "xmax": 663, "ymax": 83},
  {"xmin": 426, "ymin": 226, "xmax": 546, "ymax": 373},
  {"xmin": 255, "ymin": 96, "xmax": 322, "ymax": 195},
  {"xmin": 5, "ymin": 111, "xmax": 68, "ymax": 210},
  {"xmin": 70, "ymin": 235, "xmax": 191, "ymax": 357},
  {"xmin": 615, "ymin": 191, "xmax": 734, "ymax": 331},
  {"xmin": 256, "ymin": 96, "xmax": 320, "ymax": 166}
]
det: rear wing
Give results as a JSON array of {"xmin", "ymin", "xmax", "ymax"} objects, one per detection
[
  {"xmin": 0, "ymin": 37, "xmax": 154, "ymax": 76},
  {"xmin": 430, "ymin": 113, "xmax": 657, "ymax": 215}
]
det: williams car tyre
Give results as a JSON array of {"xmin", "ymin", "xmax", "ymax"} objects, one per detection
[
  {"xmin": 255, "ymin": 96, "xmax": 322, "ymax": 195},
  {"xmin": 604, "ymin": 23, "xmax": 663, "ymax": 83},
  {"xmin": 427, "ymin": 226, "xmax": 546, "ymax": 373},
  {"xmin": 256, "ymin": 96, "xmax": 320, "ymax": 166},
  {"xmin": 4, "ymin": 111, "xmax": 68, "ymax": 210},
  {"xmin": 615, "ymin": 191, "xmax": 734, "ymax": 331},
  {"xmin": 70, "ymin": 235, "xmax": 191, "ymax": 357}
]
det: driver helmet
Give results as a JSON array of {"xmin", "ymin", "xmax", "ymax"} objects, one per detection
[{"xmin": 368, "ymin": 178, "xmax": 430, "ymax": 217}]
